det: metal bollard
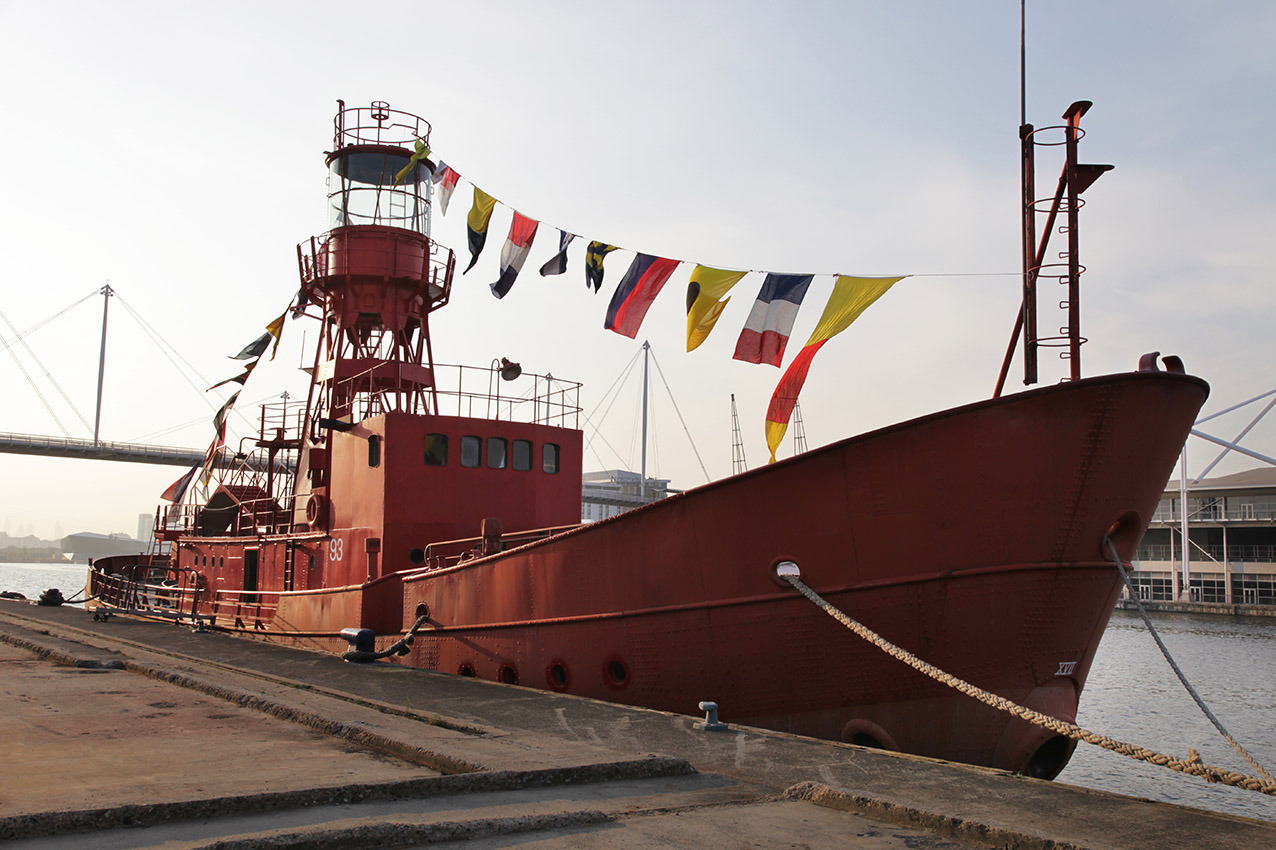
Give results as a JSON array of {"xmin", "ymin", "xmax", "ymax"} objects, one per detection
[{"xmin": 694, "ymin": 700, "xmax": 728, "ymax": 731}]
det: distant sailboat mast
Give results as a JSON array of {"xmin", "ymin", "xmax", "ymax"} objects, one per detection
[
  {"xmin": 730, "ymin": 394, "xmax": 748, "ymax": 475},
  {"xmin": 792, "ymin": 399, "xmax": 808, "ymax": 455}
]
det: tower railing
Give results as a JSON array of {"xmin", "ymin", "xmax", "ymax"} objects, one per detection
[{"xmin": 333, "ymin": 101, "xmax": 431, "ymax": 150}]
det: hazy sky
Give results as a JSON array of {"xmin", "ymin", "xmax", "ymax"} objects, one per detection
[{"xmin": 1, "ymin": 1, "xmax": 1274, "ymax": 539}]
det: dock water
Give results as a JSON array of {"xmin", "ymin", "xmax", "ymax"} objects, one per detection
[{"xmin": 2, "ymin": 600, "xmax": 1274, "ymax": 849}]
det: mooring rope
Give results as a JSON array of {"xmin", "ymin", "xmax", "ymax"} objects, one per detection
[
  {"xmin": 1102, "ymin": 535, "xmax": 1275, "ymax": 783},
  {"xmin": 781, "ymin": 570, "xmax": 1276, "ymax": 796}
]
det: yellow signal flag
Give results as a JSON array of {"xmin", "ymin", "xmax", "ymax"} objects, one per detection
[
  {"xmin": 764, "ymin": 275, "xmax": 904, "ymax": 463},
  {"xmin": 393, "ymin": 139, "xmax": 432, "ymax": 185},
  {"xmin": 686, "ymin": 265, "xmax": 748, "ymax": 352}
]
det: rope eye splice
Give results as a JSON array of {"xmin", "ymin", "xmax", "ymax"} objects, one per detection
[
  {"xmin": 778, "ymin": 553, "xmax": 1276, "ymax": 797},
  {"xmin": 340, "ymin": 614, "xmax": 430, "ymax": 663}
]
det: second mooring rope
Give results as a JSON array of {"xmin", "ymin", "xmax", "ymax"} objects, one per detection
[
  {"xmin": 1102, "ymin": 535, "xmax": 1274, "ymax": 783},
  {"xmin": 781, "ymin": 569, "xmax": 1276, "ymax": 796}
]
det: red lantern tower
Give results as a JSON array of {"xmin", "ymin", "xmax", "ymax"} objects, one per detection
[{"xmin": 297, "ymin": 100, "xmax": 454, "ymax": 426}]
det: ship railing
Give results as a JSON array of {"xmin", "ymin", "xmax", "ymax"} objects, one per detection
[
  {"xmin": 201, "ymin": 487, "xmax": 295, "ymax": 537},
  {"xmin": 157, "ymin": 502, "xmax": 195, "ymax": 538},
  {"xmin": 90, "ymin": 563, "xmax": 205, "ymax": 622},
  {"xmin": 255, "ymin": 401, "xmax": 307, "ymax": 448},
  {"xmin": 405, "ymin": 523, "xmax": 583, "ymax": 574},
  {"xmin": 209, "ymin": 587, "xmax": 279, "ymax": 630},
  {"xmin": 295, "ymin": 232, "xmax": 454, "ymax": 301},
  {"xmin": 327, "ymin": 360, "xmax": 582, "ymax": 428},
  {"xmin": 161, "ymin": 487, "xmax": 296, "ymax": 538},
  {"xmin": 433, "ymin": 363, "xmax": 582, "ymax": 428}
]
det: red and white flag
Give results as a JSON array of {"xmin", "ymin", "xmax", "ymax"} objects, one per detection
[{"xmin": 431, "ymin": 162, "xmax": 460, "ymax": 216}]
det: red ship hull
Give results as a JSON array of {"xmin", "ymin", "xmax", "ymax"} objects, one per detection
[{"xmin": 391, "ymin": 369, "xmax": 1205, "ymax": 776}]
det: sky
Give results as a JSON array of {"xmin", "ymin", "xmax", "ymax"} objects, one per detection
[{"xmin": 1, "ymin": 1, "xmax": 1274, "ymax": 540}]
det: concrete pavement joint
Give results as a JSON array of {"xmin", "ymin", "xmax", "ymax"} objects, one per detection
[
  {"xmin": 0, "ymin": 758, "xmax": 694, "ymax": 842},
  {"xmin": 0, "ymin": 607, "xmax": 490, "ymax": 736},
  {"xmin": 784, "ymin": 781, "xmax": 1083, "ymax": 850},
  {"xmin": 193, "ymin": 809, "xmax": 617, "ymax": 850},
  {"xmin": 122, "ymin": 660, "xmax": 488, "ymax": 775}
]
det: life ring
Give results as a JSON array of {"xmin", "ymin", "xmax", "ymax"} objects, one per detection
[{"xmin": 305, "ymin": 493, "xmax": 327, "ymax": 530}]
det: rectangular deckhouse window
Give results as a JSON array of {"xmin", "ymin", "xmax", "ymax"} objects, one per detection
[
  {"xmin": 487, "ymin": 437, "xmax": 508, "ymax": 469},
  {"xmin": 543, "ymin": 443, "xmax": 560, "ymax": 474},
  {"xmin": 512, "ymin": 439, "xmax": 532, "ymax": 471},
  {"xmin": 461, "ymin": 435, "xmax": 481, "ymax": 468},
  {"xmin": 424, "ymin": 433, "xmax": 449, "ymax": 466}
]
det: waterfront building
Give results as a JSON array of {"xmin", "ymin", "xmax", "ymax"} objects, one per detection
[
  {"xmin": 581, "ymin": 470, "xmax": 674, "ymax": 522},
  {"xmin": 1132, "ymin": 467, "xmax": 1276, "ymax": 604}
]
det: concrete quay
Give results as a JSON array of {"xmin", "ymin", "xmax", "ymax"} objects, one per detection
[
  {"xmin": 2, "ymin": 601, "xmax": 1274, "ymax": 849},
  {"xmin": 1114, "ymin": 598, "xmax": 1276, "ymax": 618}
]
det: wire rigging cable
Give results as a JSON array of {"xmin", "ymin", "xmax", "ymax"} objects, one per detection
[
  {"xmin": 0, "ymin": 305, "xmax": 78, "ymax": 437},
  {"xmin": 582, "ymin": 348, "xmax": 643, "ymax": 471},
  {"xmin": 0, "ymin": 287, "xmax": 102, "ymax": 349},
  {"xmin": 113, "ymin": 292, "xmax": 258, "ymax": 435},
  {"xmin": 1104, "ymin": 536, "xmax": 1275, "ymax": 783},
  {"xmin": 648, "ymin": 348, "xmax": 711, "ymax": 484}
]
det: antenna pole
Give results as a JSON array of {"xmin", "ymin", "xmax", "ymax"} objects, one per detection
[
  {"xmin": 640, "ymin": 340, "xmax": 649, "ymax": 499},
  {"xmin": 1020, "ymin": 0, "xmax": 1026, "ymax": 127},
  {"xmin": 93, "ymin": 283, "xmax": 113, "ymax": 445}
]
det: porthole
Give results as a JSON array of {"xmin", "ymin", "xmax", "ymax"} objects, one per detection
[
  {"xmin": 458, "ymin": 663, "xmax": 476, "ymax": 677},
  {"xmin": 547, "ymin": 662, "xmax": 569, "ymax": 691},
  {"xmin": 409, "ymin": 547, "xmax": 425, "ymax": 565},
  {"xmin": 498, "ymin": 664, "xmax": 519, "ymax": 685},
  {"xmin": 605, "ymin": 658, "xmax": 629, "ymax": 688}
]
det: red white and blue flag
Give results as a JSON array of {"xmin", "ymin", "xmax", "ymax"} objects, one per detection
[
  {"xmin": 604, "ymin": 254, "xmax": 681, "ymax": 338},
  {"xmin": 490, "ymin": 212, "xmax": 539, "ymax": 299},
  {"xmin": 732, "ymin": 273, "xmax": 814, "ymax": 366}
]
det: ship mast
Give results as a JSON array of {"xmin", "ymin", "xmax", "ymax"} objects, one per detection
[
  {"xmin": 993, "ymin": 8, "xmax": 1112, "ymax": 397},
  {"xmin": 640, "ymin": 340, "xmax": 650, "ymax": 499}
]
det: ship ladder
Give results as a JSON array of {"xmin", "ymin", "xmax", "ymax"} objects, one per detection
[{"xmin": 779, "ymin": 557, "xmax": 1276, "ymax": 797}]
